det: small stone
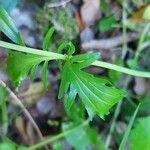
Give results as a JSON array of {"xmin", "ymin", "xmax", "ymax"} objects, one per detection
[
  {"xmin": 81, "ymin": 0, "xmax": 101, "ymax": 26},
  {"xmin": 36, "ymin": 97, "xmax": 54, "ymax": 114},
  {"xmin": 80, "ymin": 27, "xmax": 94, "ymax": 43}
]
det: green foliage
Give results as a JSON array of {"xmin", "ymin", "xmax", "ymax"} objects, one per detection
[
  {"xmin": 42, "ymin": 26, "xmax": 55, "ymax": 51},
  {"xmin": 36, "ymin": 6, "xmax": 78, "ymax": 50},
  {"xmin": 0, "ymin": 141, "xmax": 28, "ymax": 150},
  {"xmin": 59, "ymin": 52, "xmax": 125, "ymax": 119},
  {"xmin": 119, "ymin": 104, "xmax": 140, "ymax": 150},
  {"xmin": 42, "ymin": 61, "xmax": 49, "ymax": 88},
  {"xmin": 130, "ymin": 116, "xmax": 150, "ymax": 150},
  {"xmin": 98, "ymin": 15, "xmax": 117, "ymax": 32},
  {"xmin": 52, "ymin": 141, "xmax": 63, "ymax": 150},
  {"xmin": 62, "ymin": 102, "xmax": 105, "ymax": 150},
  {"xmin": 7, "ymin": 52, "xmax": 47, "ymax": 87},
  {"xmin": 0, "ymin": 86, "xmax": 8, "ymax": 136},
  {"xmin": 62, "ymin": 122, "xmax": 104, "ymax": 150},
  {"xmin": 0, "ymin": 6, "xmax": 22, "ymax": 44},
  {"xmin": 143, "ymin": 6, "xmax": 150, "ymax": 20},
  {"xmin": 0, "ymin": 142, "xmax": 16, "ymax": 150}
]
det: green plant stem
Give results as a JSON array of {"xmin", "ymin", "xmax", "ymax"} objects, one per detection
[
  {"xmin": 105, "ymin": 76, "xmax": 131, "ymax": 149},
  {"xmin": 92, "ymin": 60, "xmax": 150, "ymax": 78},
  {"xmin": 105, "ymin": 20, "xmax": 150, "ymax": 149},
  {"xmin": 28, "ymin": 119, "xmax": 89, "ymax": 150},
  {"xmin": 0, "ymin": 87, "xmax": 8, "ymax": 136},
  {"xmin": 1, "ymin": 40, "xmax": 150, "ymax": 78},
  {"xmin": 135, "ymin": 23, "xmax": 150, "ymax": 60},
  {"xmin": 0, "ymin": 40, "xmax": 65, "ymax": 60},
  {"xmin": 1, "ymin": 98, "xmax": 8, "ymax": 136}
]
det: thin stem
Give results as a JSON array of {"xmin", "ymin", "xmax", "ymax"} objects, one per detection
[
  {"xmin": 92, "ymin": 60, "xmax": 150, "ymax": 78},
  {"xmin": 0, "ymin": 87, "xmax": 8, "ymax": 136},
  {"xmin": 105, "ymin": 101, "xmax": 122, "ymax": 149},
  {"xmin": 105, "ymin": 76, "xmax": 131, "ymax": 149},
  {"xmin": 0, "ymin": 80, "xmax": 48, "ymax": 150},
  {"xmin": 121, "ymin": 3, "xmax": 128, "ymax": 59},
  {"xmin": 28, "ymin": 119, "xmax": 89, "ymax": 150},
  {"xmin": 1, "ymin": 40, "xmax": 150, "ymax": 78},
  {"xmin": 0, "ymin": 40, "xmax": 65, "ymax": 60},
  {"xmin": 135, "ymin": 23, "xmax": 150, "ymax": 60}
]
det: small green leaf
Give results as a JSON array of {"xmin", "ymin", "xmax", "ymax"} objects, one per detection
[
  {"xmin": 71, "ymin": 52, "xmax": 100, "ymax": 68},
  {"xmin": 0, "ymin": 7, "xmax": 21, "ymax": 44},
  {"xmin": 119, "ymin": 104, "xmax": 140, "ymax": 150},
  {"xmin": 7, "ymin": 52, "xmax": 46, "ymax": 87},
  {"xmin": 98, "ymin": 15, "xmax": 117, "ymax": 32},
  {"xmin": 18, "ymin": 146, "xmax": 29, "ymax": 150},
  {"xmin": 0, "ymin": 86, "xmax": 8, "ymax": 135},
  {"xmin": 143, "ymin": 5, "xmax": 150, "ymax": 20},
  {"xmin": 42, "ymin": 26, "xmax": 55, "ymax": 51},
  {"xmin": 130, "ymin": 116, "xmax": 150, "ymax": 150},
  {"xmin": 52, "ymin": 141, "xmax": 63, "ymax": 150},
  {"xmin": 62, "ymin": 122, "xmax": 105, "ymax": 150},
  {"xmin": 42, "ymin": 61, "xmax": 49, "ymax": 88},
  {"xmin": 0, "ymin": 142, "xmax": 16, "ymax": 150},
  {"xmin": 57, "ymin": 42, "xmax": 75, "ymax": 55}
]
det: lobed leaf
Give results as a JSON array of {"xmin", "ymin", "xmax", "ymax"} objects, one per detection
[
  {"xmin": 7, "ymin": 52, "xmax": 47, "ymax": 87},
  {"xmin": 59, "ymin": 53, "xmax": 125, "ymax": 119}
]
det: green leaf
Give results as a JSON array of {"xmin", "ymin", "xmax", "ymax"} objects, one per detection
[
  {"xmin": 57, "ymin": 42, "xmax": 75, "ymax": 55},
  {"xmin": 62, "ymin": 122, "xmax": 105, "ymax": 150},
  {"xmin": 42, "ymin": 61, "xmax": 48, "ymax": 88},
  {"xmin": 130, "ymin": 116, "xmax": 150, "ymax": 150},
  {"xmin": 0, "ymin": 86, "xmax": 8, "ymax": 135},
  {"xmin": 143, "ymin": 5, "xmax": 150, "ymax": 20},
  {"xmin": 98, "ymin": 15, "xmax": 117, "ymax": 32},
  {"xmin": 0, "ymin": 142, "xmax": 16, "ymax": 150},
  {"xmin": 0, "ymin": 7, "xmax": 21, "ymax": 44},
  {"xmin": 64, "ymin": 83, "xmax": 77, "ymax": 111},
  {"xmin": 42, "ymin": 26, "xmax": 55, "ymax": 51},
  {"xmin": 6, "ymin": 52, "xmax": 46, "ymax": 87},
  {"xmin": 0, "ymin": 86, "xmax": 7, "ymax": 106},
  {"xmin": 52, "ymin": 141, "xmax": 63, "ymax": 150},
  {"xmin": 59, "ymin": 53, "xmax": 124, "ymax": 119},
  {"xmin": 66, "ymin": 102, "xmax": 85, "ymax": 122},
  {"xmin": 119, "ymin": 104, "xmax": 140, "ymax": 150},
  {"xmin": 18, "ymin": 146, "xmax": 29, "ymax": 150},
  {"xmin": 30, "ymin": 64, "xmax": 39, "ymax": 81},
  {"xmin": 71, "ymin": 52, "xmax": 100, "ymax": 68}
]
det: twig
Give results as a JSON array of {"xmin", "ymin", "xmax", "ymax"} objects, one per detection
[
  {"xmin": 0, "ymin": 80, "xmax": 49, "ymax": 150},
  {"xmin": 82, "ymin": 33, "xmax": 138, "ymax": 50},
  {"xmin": 47, "ymin": 0, "xmax": 72, "ymax": 8}
]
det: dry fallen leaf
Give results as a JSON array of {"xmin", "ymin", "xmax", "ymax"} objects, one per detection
[
  {"xmin": 129, "ymin": 5, "xmax": 150, "ymax": 23},
  {"xmin": 17, "ymin": 82, "xmax": 47, "ymax": 107}
]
